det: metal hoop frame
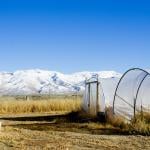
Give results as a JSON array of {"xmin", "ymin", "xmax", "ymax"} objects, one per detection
[{"xmin": 113, "ymin": 68, "xmax": 150, "ymax": 118}]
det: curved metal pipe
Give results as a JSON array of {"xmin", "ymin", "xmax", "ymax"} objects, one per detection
[{"xmin": 113, "ymin": 68, "xmax": 150, "ymax": 115}]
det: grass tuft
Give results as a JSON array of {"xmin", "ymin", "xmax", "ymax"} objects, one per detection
[
  {"xmin": 129, "ymin": 112, "xmax": 150, "ymax": 135},
  {"xmin": 105, "ymin": 107, "xmax": 150, "ymax": 135}
]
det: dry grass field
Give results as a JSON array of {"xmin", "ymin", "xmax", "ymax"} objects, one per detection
[
  {"xmin": 0, "ymin": 95, "xmax": 149, "ymax": 149},
  {"xmin": 0, "ymin": 95, "xmax": 82, "ymax": 114}
]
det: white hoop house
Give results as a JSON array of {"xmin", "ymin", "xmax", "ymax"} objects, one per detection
[
  {"xmin": 113, "ymin": 68, "xmax": 150, "ymax": 120},
  {"xmin": 83, "ymin": 76, "xmax": 105, "ymax": 117}
]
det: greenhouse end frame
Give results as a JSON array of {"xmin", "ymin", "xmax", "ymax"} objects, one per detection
[{"xmin": 113, "ymin": 68, "xmax": 150, "ymax": 118}]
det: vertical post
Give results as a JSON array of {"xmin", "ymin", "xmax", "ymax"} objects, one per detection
[
  {"xmin": 88, "ymin": 83, "xmax": 90, "ymax": 109},
  {"xmin": 96, "ymin": 81, "xmax": 99, "ymax": 115},
  {"xmin": 141, "ymin": 104, "xmax": 143, "ymax": 121},
  {"xmin": 134, "ymin": 98, "xmax": 136, "ymax": 120}
]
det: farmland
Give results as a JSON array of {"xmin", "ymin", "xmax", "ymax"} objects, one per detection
[
  {"xmin": 0, "ymin": 95, "xmax": 81, "ymax": 114},
  {"xmin": 0, "ymin": 95, "xmax": 149, "ymax": 150}
]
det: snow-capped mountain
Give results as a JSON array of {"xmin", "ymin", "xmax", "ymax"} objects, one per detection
[{"xmin": 0, "ymin": 69, "xmax": 122, "ymax": 104}]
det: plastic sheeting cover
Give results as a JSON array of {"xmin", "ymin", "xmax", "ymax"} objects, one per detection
[{"xmin": 113, "ymin": 68, "xmax": 150, "ymax": 120}]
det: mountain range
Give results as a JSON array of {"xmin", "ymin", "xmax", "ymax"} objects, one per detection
[{"xmin": 0, "ymin": 69, "xmax": 122, "ymax": 104}]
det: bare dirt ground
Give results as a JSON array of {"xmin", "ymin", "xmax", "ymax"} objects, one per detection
[{"xmin": 0, "ymin": 114, "xmax": 149, "ymax": 150}]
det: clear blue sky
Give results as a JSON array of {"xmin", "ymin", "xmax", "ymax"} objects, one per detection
[{"xmin": 0, "ymin": 0, "xmax": 150, "ymax": 73}]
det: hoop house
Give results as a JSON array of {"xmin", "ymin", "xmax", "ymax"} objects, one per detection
[
  {"xmin": 113, "ymin": 68, "xmax": 150, "ymax": 120},
  {"xmin": 83, "ymin": 76, "xmax": 105, "ymax": 117}
]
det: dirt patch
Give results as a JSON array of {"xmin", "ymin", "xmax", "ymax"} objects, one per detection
[
  {"xmin": 13, "ymin": 122, "xmax": 129, "ymax": 135},
  {"xmin": 0, "ymin": 126, "xmax": 150, "ymax": 150},
  {"xmin": 0, "ymin": 113, "xmax": 149, "ymax": 150},
  {"xmin": 0, "ymin": 121, "xmax": 149, "ymax": 150}
]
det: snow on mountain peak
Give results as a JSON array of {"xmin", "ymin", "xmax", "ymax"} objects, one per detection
[{"xmin": 0, "ymin": 69, "xmax": 122, "ymax": 104}]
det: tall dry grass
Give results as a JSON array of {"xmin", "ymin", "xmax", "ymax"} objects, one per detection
[
  {"xmin": 105, "ymin": 107, "xmax": 127, "ymax": 129},
  {"xmin": 0, "ymin": 97, "xmax": 82, "ymax": 114},
  {"xmin": 105, "ymin": 107, "xmax": 150, "ymax": 135},
  {"xmin": 129, "ymin": 112, "xmax": 150, "ymax": 135}
]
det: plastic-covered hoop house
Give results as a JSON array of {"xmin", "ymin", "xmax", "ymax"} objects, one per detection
[{"xmin": 113, "ymin": 68, "xmax": 150, "ymax": 120}]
